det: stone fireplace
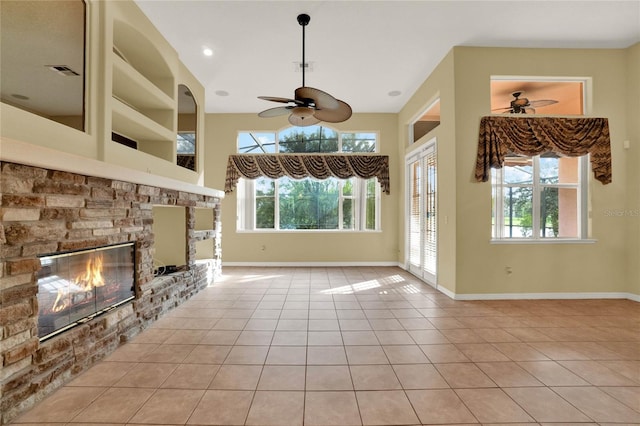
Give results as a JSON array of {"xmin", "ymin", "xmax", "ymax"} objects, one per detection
[
  {"xmin": 37, "ymin": 243, "xmax": 136, "ymax": 341},
  {"xmin": 0, "ymin": 161, "xmax": 222, "ymax": 423}
]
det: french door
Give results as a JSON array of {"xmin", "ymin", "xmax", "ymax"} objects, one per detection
[{"xmin": 406, "ymin": 142, "xmax": 437, "ymax": 285}]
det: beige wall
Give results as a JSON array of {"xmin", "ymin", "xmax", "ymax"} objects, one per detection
[
  {"xmin": 398, "ymin": 46, "xmax": 637, "ymax": 296},
  {"xmin": 626, "ymin": 43, "xmax": 640, "ymax": 294},
  {"xmin": 397, "ymin": 50, "xmax": 457, "ymax": 293},
  {"xmin": 454, "ymin": 47, "xmax": 628, "ymax": 294},
  {"xmin": 453, "ymin": 46, "xmax": 631, "ymax": 295},
  {"xmin": 205, "ymin": 113, "xmax": 400, "ymax": 264},
  {"xmin": 152, "ymin": 206, "xmax": 187, "ymax": 267}
]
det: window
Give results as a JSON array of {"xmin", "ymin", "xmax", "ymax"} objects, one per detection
[
  {"xmin": 237, "ymin": 125, "xmax": 379, "ymax": 231},
  {"xmin": 490, "ymin": 78, "xmax": 589, "ymax": 241},
  {"xmin": 176, "ymin": 132, "xmax": 196, "ymax": 170},
  {"xmin": 411, "ymin": 98, "xmax": 440, "ymax": 143},
  {"xmin": 492, "ymin": 153, "xmax": 587, "ymax": 239}
]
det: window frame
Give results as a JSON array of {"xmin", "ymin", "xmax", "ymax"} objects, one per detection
[
  {"xmin": 236, "ymin": 126, "xmax": 381, "ymax": 233},
  {"xmin": 491, "ymin": 153, "xmax": 591, "ymax": 242},
  {"xmin": 489, "ymin": 76, "xmax": 595, "ymax": 244}
]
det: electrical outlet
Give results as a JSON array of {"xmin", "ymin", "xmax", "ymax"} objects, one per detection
[{"xmin": 505, "ymin": 266, "xmax": 513, "ymax": 275}]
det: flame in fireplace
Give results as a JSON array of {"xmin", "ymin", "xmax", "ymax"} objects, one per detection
[
  {"xmin": 50, "ymin": 254, "xmax": 106, "ymax": 313},
  {"xmin": 75, "ymin": 255, "xmax": 105, "ymax": 290},
  {"xmin": 52, "ymin": 290, "xmax": 70, "ymax": 313}
]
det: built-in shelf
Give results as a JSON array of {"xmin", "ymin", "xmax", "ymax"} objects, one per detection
[
  {"xmin": 112, "ymin": 53, "xmax": 174, "ymax": 111},
  {"xmin": 110, "ymin": 18, "xmax": 177, "ymax": 164},
  {"xmin": 112, "ymin": 97, "xmax": 174, "ymax": 143},
  {"xmin": 194, "ymin": 207, "xmax": 216, "ymax": 260},
  {"xmin": 153, "ymin": 205, "xmax": 187, "ymax": 268}
]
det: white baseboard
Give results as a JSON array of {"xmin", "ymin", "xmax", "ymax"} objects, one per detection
[
  {"xmin": 395, "ymin": 265, "xmax": 639, "ymax": 302},
  {"xmin": 222, "ymin": 261, "xmax": 401, "ymax": 268},
  {"xmin": 451, "ymin": 291, "xmax": 640, "ymax": 301}
]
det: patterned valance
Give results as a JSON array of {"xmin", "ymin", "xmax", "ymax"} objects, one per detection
[
  {"xmin": 475, "ymin": 116, "xmax": 612, "ymax": 184},
  {"xmin": 225, "ymin": 154, "xmax": 390, "ymax": 194}
]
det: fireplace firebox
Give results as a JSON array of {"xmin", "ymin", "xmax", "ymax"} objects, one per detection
[{"xmin": 37, "ymin": 243, "xmax": 136, "ymax": 341}]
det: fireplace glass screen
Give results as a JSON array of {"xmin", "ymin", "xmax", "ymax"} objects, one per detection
[{"xmin": 37, "ymin": 243, "xmax": 135, "ymax": 340}]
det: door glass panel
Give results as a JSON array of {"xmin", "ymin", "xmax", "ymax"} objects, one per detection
[
  {"xmin": 423, "ymin": 148, "xmax": 437, "ymax": 277},
  {"xmin": 406, "ymin": 144, "xmax": 437, "ymax": 282},
  {"xmin": 409, "ymin": 161, "xmax": 421, "ymax": 268}
]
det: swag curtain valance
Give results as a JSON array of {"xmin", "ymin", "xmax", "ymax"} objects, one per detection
[
  {"xmin": 475, "ymin": 116, "xmax": 612, "ymax": 184},
  {"xmin": 225, "ymin": 154, "xmax": 390, "ymax": 194}
]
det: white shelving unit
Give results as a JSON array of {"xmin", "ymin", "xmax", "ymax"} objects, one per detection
[{"xmin": 110, "ymin": 20, "xmax": 176, "ymax": 161}]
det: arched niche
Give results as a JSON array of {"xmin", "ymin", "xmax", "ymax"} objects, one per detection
[
  {"xmin": 112, "ymin": 20, "xmax": 173, "ymax": 97},
  {"xmin": 177, "ymin": 84, "xmax": 197, "ymax": 171},
  {"xmin": 0, "ymin": 0, "xmax": 86, "ymax": 131}
]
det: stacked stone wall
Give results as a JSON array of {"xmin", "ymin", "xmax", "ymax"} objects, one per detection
[{"xmin": 0, "ymin": 161, "xmax": 221, "ymax": 424}]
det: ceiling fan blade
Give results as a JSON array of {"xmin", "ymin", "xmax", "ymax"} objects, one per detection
[
  {"xmin": 313, "ymin": 100, "xmax": 352, "ymax": 123},
  {"xmin": 528, "ymin": 99, "xmax": 558, "ymax": 108},
  {"xmin": 295, "ymin": 86, "xmax": 340, "ymax": 110},
  {"xmin": 491, "ymin": 107, "xmax": 513, "ymax": 111},
  {"xmin": 258, "ymin": 106, "xmax": 293, "ymax": 118},
  {"xmin": 258, "ymin": 96, "xmax": 301, "ymax": 105}
]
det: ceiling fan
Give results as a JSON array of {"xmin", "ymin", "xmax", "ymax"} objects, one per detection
[
  {"xmin": 257, "ymin": 13, "xmax": 352, "ymax": 127},
  {"xmin": 493, "ymin": 91, "xmax": 558, "ymax": 114}
]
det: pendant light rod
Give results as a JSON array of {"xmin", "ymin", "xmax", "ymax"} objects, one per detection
[{"xmin": 297, "ymin": 14, "xmax": 310, "ymax": 88}]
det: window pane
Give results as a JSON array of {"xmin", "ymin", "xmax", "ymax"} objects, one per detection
[
  {"xmin": 343, "ymin": 179, "xmax": 354, "ymax": 196},
  {"xmin": 177, "ymin": 133, "xmax": 195, "ymax": 154},
  {"xmin": 539, "ymin": 155, "xmax": 560, "ymax": 183},
  {"xmin": 256, "ymin": 177, "xmax": 275, "ymax": 196},
  {"xmin": 539, "ymin": 187, "xmax": 558, "ymax": 237},
  {"xmin": 409, "ymin": 162, "xmax": 421, "ymax": 264},
  {"xmin": 558, "ymin": 156, "xmax": 579, "ymax": 184},
  {"xmin": 279, "ymin": 178, "xmax": 339, "ymax": 229},
  {"xmin": 343, "ymin": 198, "xmax": 354, "ymax": 229},
  {"xmin": 255, "ymin": 178, "xmax": 275, "ymax": 229},
  {"xmin": 540, "ymin": 187, "xmax": 579, "ymax": 238},
  {"xmin": 503, "ymin": 156, "xmax": 533, "ymax": 184},
  {"xmin": 177, "ymin": 132, "xmax": 196, "ymax": 171},
  {"xmin": 342, "ymin": 132, "xmax": 376, "ymax": 152},
  {"xmin": 492, "ymin": 180, "xmax": 498, "ymax": 237},
  {"xmin": 366, "ymin": 178, "xmax": 377, "ymax": 230},
  {"xmin": 503, "ymin": 186, "xmax": 533, "ymax": 238},
  {"xmin": 278, "ymin": 126, "xmax": 338, "ymax": 153},
  {"xmin": 238, "ymin": 132, "xmax": 276, "ymax": 153}
]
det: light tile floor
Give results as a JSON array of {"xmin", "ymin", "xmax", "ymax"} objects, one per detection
[{"xmin": 11, "ymin": 266, "xmax": 640, "ymax": 425}]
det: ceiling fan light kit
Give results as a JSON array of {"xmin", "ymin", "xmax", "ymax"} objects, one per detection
[{"xmin": 258, "ymin": 13, "xmax": 352, "ymax": 127}]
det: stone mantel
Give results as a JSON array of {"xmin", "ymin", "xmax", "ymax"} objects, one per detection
[{"xmin": 0, "ymin": 137, "xmax": 225, "ymax": 199}]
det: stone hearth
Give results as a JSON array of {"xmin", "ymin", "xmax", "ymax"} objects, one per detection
[{"xmin": 0, "ymin": 161, "xmax": 222, "ymax": 424}]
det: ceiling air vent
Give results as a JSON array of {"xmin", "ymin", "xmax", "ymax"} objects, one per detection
[{"xmin": 46, "ymin": 65, "xmax": 80, "ymax": 76}]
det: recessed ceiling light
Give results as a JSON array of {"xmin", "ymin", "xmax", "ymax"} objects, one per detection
[
  {"xmin": 388, "ymin": 90, "xmax": 401, "ymax": 97},
  {"xmin": 203, "ymin": 47, "xmax": 213, "ymax": 57},
  {"xmin": 215, "ymin": 90, "xmax": 229, "ymax": 97}
]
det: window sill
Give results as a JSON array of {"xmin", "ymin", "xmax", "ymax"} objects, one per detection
[
  {"xmin": 237, "ymin": 229, "xmax": 382, "ymax": 234},
  {"xmin": 490, "ymin": 238, "xmax": 597, "ymax": 245}
]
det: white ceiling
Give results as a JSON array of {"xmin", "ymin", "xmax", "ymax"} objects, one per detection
[{"xmin": 134, "ymin": 0, "xmax": 640, "ymax": 114}]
